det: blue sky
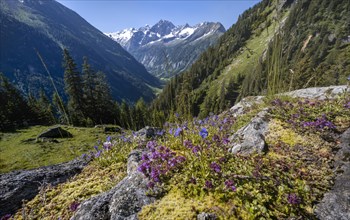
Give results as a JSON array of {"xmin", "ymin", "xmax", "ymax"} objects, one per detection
[{"xmin": 57, "ymin": 0, "xmax": 260, "ymax": 32}]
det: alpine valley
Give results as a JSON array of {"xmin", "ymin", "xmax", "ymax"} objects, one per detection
[
  {"xmin": 106, "ymin": 20, "xmax": 225, "ymax": 78},
  {"xmin": 1, "ymin": 0, "xmax": 350, "ymax": 219},
  {"xmin": 0, "ymin": 0, "xmax": 161, "ymax": 102}
]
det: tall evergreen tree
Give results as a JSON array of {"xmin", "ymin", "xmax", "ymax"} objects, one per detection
[
  {"xmin": 62, "ymin": 49, "xmax": 84, "ymax": 125},
  {"xmin": 81, "ymin": 56, "xmax": 96, "ymax": 121},
  {"xmin": 0, "ymin": 73, "xmax": 33, "ymax": 131}
]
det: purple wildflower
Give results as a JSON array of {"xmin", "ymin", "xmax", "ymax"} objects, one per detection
[
  {"xmin": 184, "ymin": 140, "xmax": 193, "ymax": 148},
  {"xmin": 69, "ymin": 201, "xmax": 80, "ymax": 212},
  {"xmin": 106, "ymin": 136, "xmax": 111, "ymax": 142},
  {"xmin": 271, "ymin": 99, "xmax": 282, "ymax": 106},
  {"xmin": 219, "ymin": 157, "xmax": 227, "ymax": 163},
  {"xmin": 344, "ymin": 102, "xmax": 350, "ymax": 109},
  {"xmin": 347, "ymin": 75, "xmax": 350, "ymax": 81},
  {"xmin": 94, "ymin": 150, "xmax": 102, "ymax": 158},
  {"xmin": 212, "ymin": 134, "xmax": 220, "ymax": 142},
  {"xmin": 175, "ymin": 112, "xmax": 180, "ymax": 118},
  {"xmin": 94, "ymin": 145, "xmax": 99, "ymax": 151},
  {"xmin": 176, "ymin": 156, "xmax": 186, "ymax": 163},
  {"xmin": 141, "ymin": 154, "xmax": 149, "ymax": 161},
  {"xmin": 168, "ymin": 158, "xmax": 178, "ymax": 167},
  {"xmin": 174, "ymin": 127, "xmax": 182, "ymax": 137},
  {"xmin": 169, "ymin": 128, "xmax": 173, "ymax": 135},
  {"xmin": 205, "ymin": 180, "xmax": 214, "ymax": 189},
  {"xmin": 147, "ymin": 140, "xmax": 157, "ymax": 149},
  {"xmin": 189, "ymin": 177, "xmax": 197, "ymax": 184},
  {"xmin": 210, "ymin": 162, "xmax": 222, "ymax": 173},
  {"xmin": 156, "ymin": 130, "xmax": 165, "ymax": 136},
  {"xmin": 287, "ymin": 193, "xmax": 301, "ymax": 205},
  {"xmin": 151, "ymin": 169, "xmax": 160, "ymax": 182},
  {"xmin": 225, "ymin": 179, "xmax": 236, "ymax": 191},
  {"xmin": 222, "ymin": 137, "xmax": 230, "ymax": 145},
  {"xmin": 192, "ymin": 146, "xmax": 201, "ymax": 155},
  {"xmin": 199, "ymin": 128, "xmax": 208, "ymax": 139},
  {"xmin": 138, "ymin": 161, "xmax": 150, "ymax": 174},
  {"xmin": 147, "ymin": 181, "xmax": 155, "ymax": 189}
]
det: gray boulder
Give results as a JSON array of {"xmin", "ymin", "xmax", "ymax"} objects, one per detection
[
  {"xmin": 229, "ymin": 96, "xmax": 264, "ymax": 118},
  {"xmin": 133, "ymin": 126, "xmax": 163, "ymax": 141},
  {"xmin": 283, "ymin": 85, "xmax": 348, "ymax": 100},
  {"xmin": 72, "ymin": 149, "xmax": 155, "ymax": 220},
  {"xmin": 197, "ymin": 212, "xmax": 217, "ymax": 220},
  {"xmin": 37, "ymin": 126, "xmax": 73, "ymax": 139},
  {"xmin": 229, "ymin": 109, "xmax": 269, "ymax": 155},
  {"xmin": 315, "ymin": 128, "xmax": 350, "ymax": 220},
  {"xmin": 0, "ymin": 159, "xmax": 86, "ymax": 216}
]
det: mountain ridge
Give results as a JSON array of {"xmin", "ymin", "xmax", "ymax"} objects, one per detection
[
  {"xmin": 0, "ymin": 0, "xmax": 161, "ymax": 102},
  {"xmin": 106, "ymin": 20, "xmax": 225, "ymax": 78}
]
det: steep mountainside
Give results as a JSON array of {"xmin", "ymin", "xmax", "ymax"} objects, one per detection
[
  {"xmin": 0, "ymin": 0, "xmax": 161, "ymax": 102},
  {"xmin": 106, "ymin": 20, "xmax": 225, "ymax": 78},
  {"xmin": 152, "ymin": 0, "xmax": 350, "ymax": 118}
]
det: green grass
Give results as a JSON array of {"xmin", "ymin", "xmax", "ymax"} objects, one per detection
[{"xmin": 0, "ymin": 125, "xmax": 108, "ymax": 174}]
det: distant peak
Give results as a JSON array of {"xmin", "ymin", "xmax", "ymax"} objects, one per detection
[{"xmin": 150, "ymin": 20, "xmax": 175, "ymax": 36}]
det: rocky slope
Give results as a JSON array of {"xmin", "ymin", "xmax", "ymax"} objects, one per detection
[
  {"xmin": 0, "ymin": 0, "xmax": 161, "ymax": 102},
  {"xmin": 2, "ymin": 85, "xmax": 349, "ymax": 219},
  {"xmin": 106, "ymin": 20, "xmax": 225, "ymax": 78}
]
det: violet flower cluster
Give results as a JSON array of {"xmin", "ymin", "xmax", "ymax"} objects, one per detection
[
  {"xmin": 301, "ymin": 114, "xmax": 336, "ymax": 130},
  {"xmin": 287, "ymin": 193, "xmax": 301, "ymax": 205},
  {"xmin": 271, "ymin": 98, "xmax": 338, "ymax": 131},
  {"xmin": 138, "ymin": 140, "xmax": 186, "ymax": 188}
]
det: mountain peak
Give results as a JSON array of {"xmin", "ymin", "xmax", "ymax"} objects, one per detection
[{"xmin": 150, "ymin": 20, "xmax": 175, "ymax": 36}]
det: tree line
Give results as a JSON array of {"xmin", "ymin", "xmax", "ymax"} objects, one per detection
[{"xmin": 0, "ymin": 49, "xmax": 166, "ymax": 132}]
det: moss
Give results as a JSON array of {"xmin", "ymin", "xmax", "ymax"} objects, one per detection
[
  {"xmin": 267, "ymin": 119, "xmax": 309, "ymax": 146},
  {"xmin": 139, "ymin": 188, "xmax": 231, "ymax": 220},
  {"xmin": 14, "ymin": 161, "xmax": 126, "ymax": 220}
]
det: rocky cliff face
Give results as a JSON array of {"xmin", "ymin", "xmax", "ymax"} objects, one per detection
[
  {"xmin": 106, "ymin": 20, "xmax": 225, "ymax": 78},
  {"xmin": 0, "ymin": 159, "xmax": 87, "ymax": 216}
]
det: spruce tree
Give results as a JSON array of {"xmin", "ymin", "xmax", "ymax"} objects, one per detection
[
  {"xmin": 0, "ymin": 73, "xmax": 33, "ymax": 131},
  {"xmin": 62, "ymin": 49, "xmax": 84, "ymax": 125},
  {"xmin": 81, "ymin": 56, "xmax": 96, "ymax": 121}
]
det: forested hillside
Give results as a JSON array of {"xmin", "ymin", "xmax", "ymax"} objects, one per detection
[{"xmin": 152, "ymin": 0, "xmax": 350, "ymax": 119}]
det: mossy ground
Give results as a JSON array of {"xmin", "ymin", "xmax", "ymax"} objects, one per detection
[
  {"xmin": 14, "ymin": 133, "xmax": 135, "ymax": 220},
  {"xmin": 0, "ymin": 125, "xmax": 107, "ymax": 173}
]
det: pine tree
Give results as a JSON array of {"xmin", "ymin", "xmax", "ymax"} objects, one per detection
[
  {"xmin": 134, "ymin": 98, "xmax": 148, "ymax": 129},
  {"xmin": 38, "ymin": 88, "xmax": 56, "ymax": 125},
  {"xmin": 0, "ymin": 73, "xmax": 33, "ymax": 131},
  {"xmin": 81, "ymin": 57, "xmax": 96, "ymax": 121},
  {"xmin": 120, "ymin": 100, "xmax": 131, "ymax": 129},
  {"xmin": 62, "ymin": 49, "xmax": 84, "ymax": 125},
  {"xmin": 93, "ymin": 71, "xmax": 114, "ymax": 124}
]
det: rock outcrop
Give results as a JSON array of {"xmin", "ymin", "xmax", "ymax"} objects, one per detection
[
  {"xmin": 229, "ymin": 109, "xmax": 269, "ymax": 155},
  {"xmin": 37, "ymin": 126, "xmax": 73, "ymax": 139},
  {"xmin": 284, "ymin": 85, "xmax": 348, "ymax": 100},
  {"xmin": 229, "ymin": 96, "xmax": 264, "ymax": 118},
  {"xmin": 0, "ymin": 159, "xmax": 86, "ymax": 216},
  {"xmin": 315, "ymin": 128, "xmax": 350, "ymax": 220},
  {"xmin": 72, "ymin": 149, "xmax": 155, "ymax": 220},
  {"xmin": 133, "ymin": 126, "xmax": 163, "ymax": 142}
]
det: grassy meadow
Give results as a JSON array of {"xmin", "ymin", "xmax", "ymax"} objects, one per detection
[{"xmin": 0, "ymin": 125, "xmax": 108, "ymax": 173}]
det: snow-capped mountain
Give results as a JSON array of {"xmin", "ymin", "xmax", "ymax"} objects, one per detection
[{"xmin": 106, "ymin": 20, "xmax": 225, "ymax": 78}]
